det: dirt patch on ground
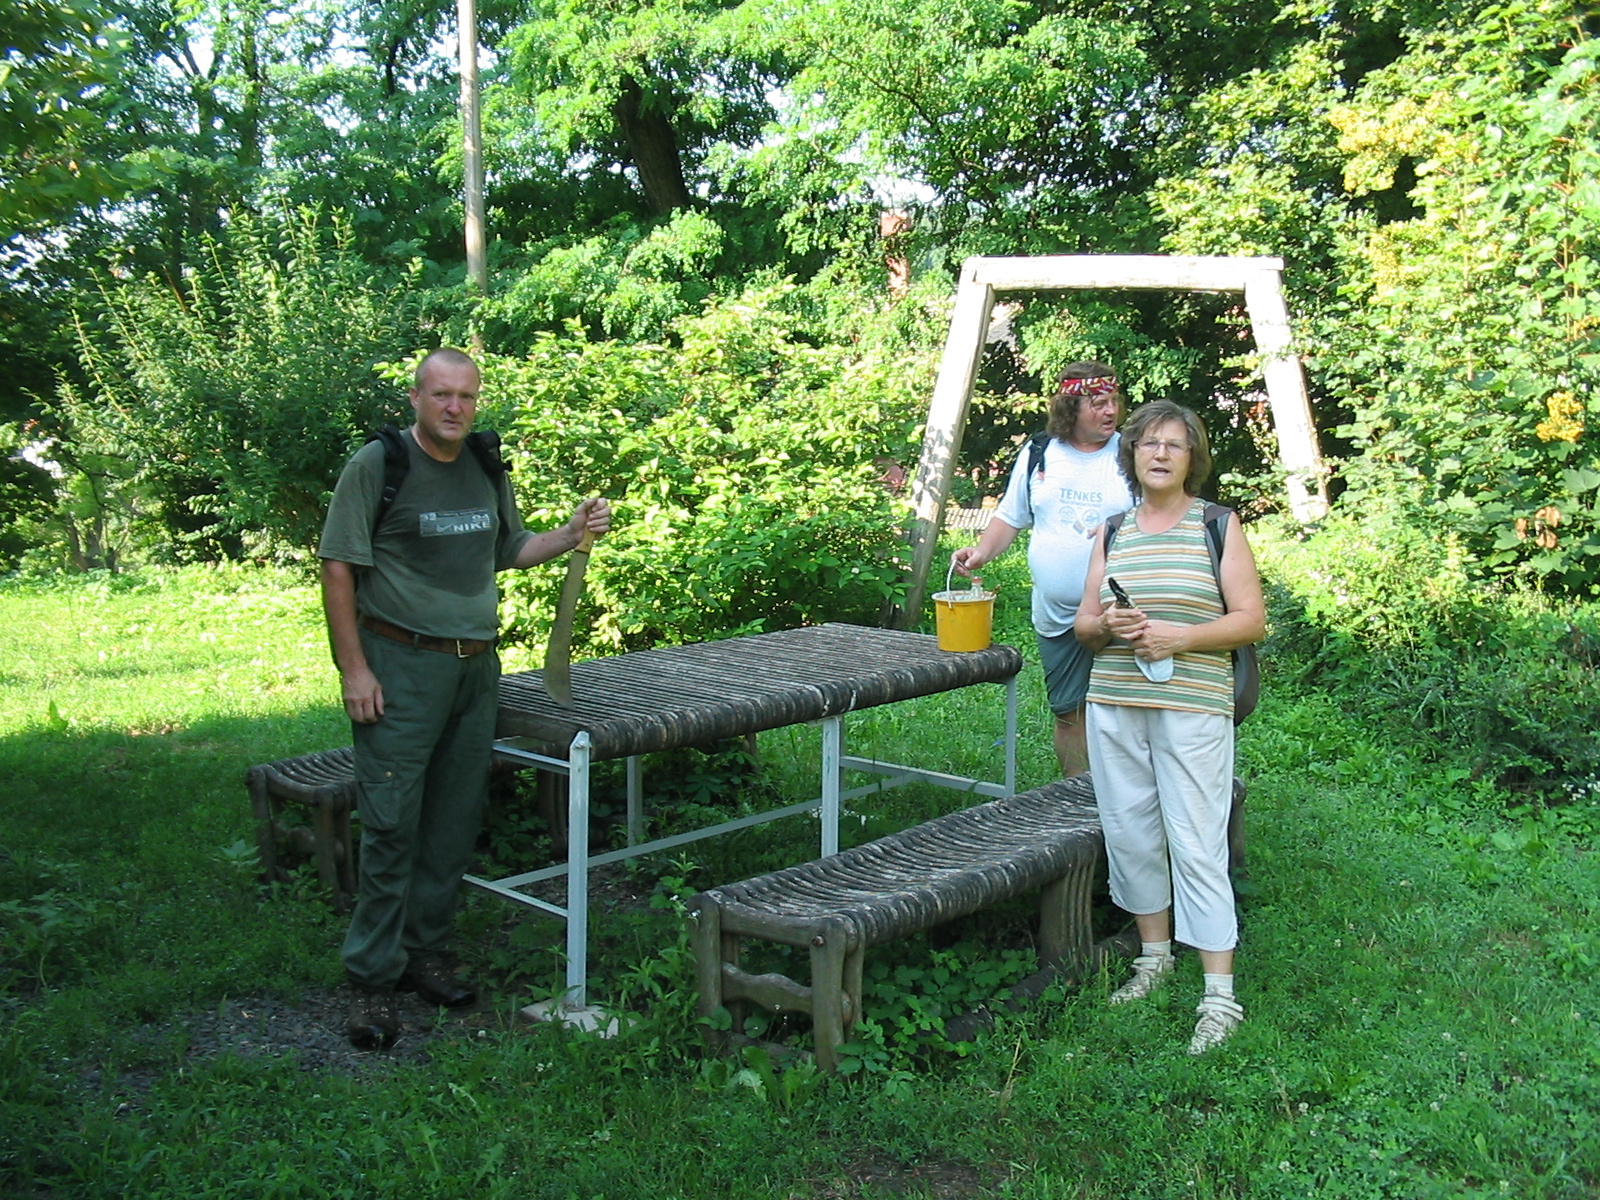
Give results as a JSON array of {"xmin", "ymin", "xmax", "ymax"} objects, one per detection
[
  {"xmin": 802, "ymin": 1149, "xmax": 1008, "ymax": 1198},
  {"xmin": 80, "ymin": 986, "xmax": 504, "ymax": 1104},
  {"xmin": 80, "ymin": 861, "xmax": 656, "ymax": 1105}
]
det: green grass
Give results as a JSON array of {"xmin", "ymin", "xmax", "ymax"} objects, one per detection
[{"xmin": 3, "ymin": 564, "xmax": 1599, "ymax": 1197}]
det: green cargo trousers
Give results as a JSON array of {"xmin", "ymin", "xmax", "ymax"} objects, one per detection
[{"xmin": 342, "ymin": 627, "xmax": 499, "ymax": 988}]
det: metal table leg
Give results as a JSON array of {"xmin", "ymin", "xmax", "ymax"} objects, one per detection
[
  {"xmin": 820, "ymin": 716, "xmax": 842, "ymax": 857},
  {"xmin": 565, "ymin": 731, "xmax": 591, "ymax": 1009}
]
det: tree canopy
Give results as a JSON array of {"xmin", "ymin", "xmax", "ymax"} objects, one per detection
[{"xmin": 2, "ymin": 0, "xmax": 1596, "ymax": 596}]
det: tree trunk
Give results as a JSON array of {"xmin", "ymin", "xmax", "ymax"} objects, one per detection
[
  {"xmin": 612, "ymin": 75, "xmax": 693, "ymax": 215},
  {"xmin": 238, "ymin": 20, "xmax": 263, "ymax": 173}
]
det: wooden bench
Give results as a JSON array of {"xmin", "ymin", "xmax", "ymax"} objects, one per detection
[
  {"xmin": 247, "ymin": 748, "xmax": 361, "ymax": 910},
  {"xmin": 688, "ymin": 775, "xmax": 1111, "ymax": 1073},
  {"xmin": 247, "ymin": 746, "xmax": 578, "ymax": 910},
  {"xmin": 689, "ymin": 774, "xmax": 1248, "ymax": 1071}
]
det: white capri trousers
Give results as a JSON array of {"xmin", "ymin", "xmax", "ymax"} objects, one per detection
[{"xmin": 1086, "ymin": 703, "xmax": 1237, "ymax": 953}]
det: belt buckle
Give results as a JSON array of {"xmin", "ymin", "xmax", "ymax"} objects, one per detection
[{"xmin": 454, "ymin": 639, "xmax": 469, "ymax": 659}]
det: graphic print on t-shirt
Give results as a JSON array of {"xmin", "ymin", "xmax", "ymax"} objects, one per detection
[
  {"xmin": 1055, "ymin": 485, "xmax": 1115, "ymax": 540},
  {"xmin": 419, "ymin": 508, "xmax": 493, "ymax": 537}
]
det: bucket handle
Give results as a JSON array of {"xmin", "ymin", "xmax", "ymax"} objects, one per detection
[{"xmin": 946, "ymin": 559, "xmax": 987, "ymax": 597}]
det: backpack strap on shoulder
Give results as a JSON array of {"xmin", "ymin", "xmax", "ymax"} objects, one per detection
[
  {"xmin": 1101, "ymin": 510, "xmax": 1127, "ymax": 554},
  {"xmin": 465, "ymin": 429, "xmax": 512, "ymax": 479},
  {"xmin": 1198, "ymin": 501, "xmax": 1260, "ymax": 724},
  {"xmin": 1200, "ymin": 502, "xmax": 1232, "ymax": 580},
  {"xmin": 1020, "ymin": 431, "xmax": 1050, "ymax": 520},
  {"xmin": 466, "ymin": 429, "xmax": 517, "ymax": 532},
  {"xmin": 367, "ymin": 424, "xmax": 411, "ymax": 527}
]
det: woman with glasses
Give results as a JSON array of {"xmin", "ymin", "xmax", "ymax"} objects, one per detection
[{"xmin": 1074, "ymin": 400, "xmax": 1266, "ymax": 1054}]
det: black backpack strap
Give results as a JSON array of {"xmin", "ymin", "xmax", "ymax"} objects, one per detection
[
  {"xmin": 1200, "ymin": 501, "xmax": 1260, "ymax": 723},
  {"xmin": 367, "ymin": 424, "xmax": 411, "ymax": 527},
  {"xmin": 1101, "ymin": 510, "xmax": 1127, "ymax": 555},
  {"xmin": 1019, "ymin": 431, "xmax": 1050, "ymax": 521},
  {"xmin": 465, "ymin": 429, "xmax": 512, "ymax": 479},
  {"xmin": 1200, "ymin": 502, "xmax": 1231, "ymax": 585},
  {"xmin": 466, "ymin": 429, "xmax": 518, "ymax": 533}
]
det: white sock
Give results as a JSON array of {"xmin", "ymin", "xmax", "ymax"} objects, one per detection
[
  {"xmin": 1141, "ymin": 941, "xmax": 1174, "ymax": 961},
  {"xmin": 1203, "ymin": 972, "xmax": 1235, "ymax": 999}
]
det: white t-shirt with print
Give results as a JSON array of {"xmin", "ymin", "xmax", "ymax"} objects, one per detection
[{"xmin": 993, "ymin": 434, "xmax": 1133, "ymax": 637}]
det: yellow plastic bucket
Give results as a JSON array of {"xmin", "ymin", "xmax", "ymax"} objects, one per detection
[{"xmin": 932, "ymin": 565, "xmax": 996, "ymax": 652}]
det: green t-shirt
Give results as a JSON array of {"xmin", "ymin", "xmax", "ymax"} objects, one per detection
[{"xmin": 317, "ymin": 431, "xmax": 533, "ymax": 641}]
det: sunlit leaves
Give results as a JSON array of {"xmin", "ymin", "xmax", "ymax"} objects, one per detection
[{"xmin": 0, "ymin": 0, "xmax": 159, "ymax": 238}]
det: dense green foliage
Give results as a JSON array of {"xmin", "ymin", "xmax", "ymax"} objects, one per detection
[
  {"xmin": 467, "ymin": 286, "xmax": 934, "ymax": 648},
  {"xmin": 3, "ymin": 557, "xmax": 1599, "ymax": 1196},
  {"xmin": 0, "ymin": 0, "xmax": 158, "ymax": 238},
  {"xmin": 4, "ymin": 0, "xmax": 1596, "ymax": 599},
  {"xmin": 1256, "ymin": 511, "xmax": 1600, "ymax": 801},
  {"xmin": 58, "ymin": 209, "xmax": 426, "ymax": 560},
  {"xmin": 1158, "ymin": 0, "xmax": 1600, "ymax": 583}
]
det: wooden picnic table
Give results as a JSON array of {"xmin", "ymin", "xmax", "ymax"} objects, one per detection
[{"xmin": 468, "ymin": 622, "xmax": 1023, "ymax": 1015}]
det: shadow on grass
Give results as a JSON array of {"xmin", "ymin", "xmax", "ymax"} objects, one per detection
[{"xmin": 0, "ymin": 706, "xmax": 349, "ymax": 869}]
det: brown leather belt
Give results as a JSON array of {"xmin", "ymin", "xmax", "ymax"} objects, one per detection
[{"xmin": 358, "ymin": 614, "xmax": 495, "ymax": 658}]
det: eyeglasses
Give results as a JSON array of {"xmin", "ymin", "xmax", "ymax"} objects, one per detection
[{"xmin": 1135, "ymin": 438, "xmax": 1190, "ymax": 455}]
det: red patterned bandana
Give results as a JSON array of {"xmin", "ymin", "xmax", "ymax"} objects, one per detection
[{"xmin": 1056, "ymin": 375, "xmax": 1119, "ymax": 398}]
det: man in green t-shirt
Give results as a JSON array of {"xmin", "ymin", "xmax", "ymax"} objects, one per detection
[{"xmin": 318, "ymin": 347, "xmax": 611, "ymax": 1050}]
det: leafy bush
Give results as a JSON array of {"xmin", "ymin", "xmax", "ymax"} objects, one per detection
[
  {"xmin": 1314, "ymin": 20, "xmax": 1600, "ymax": 592},
  {"xmin": 1154, "ymin": 3, "xmax": 1600, "ymax": 591},
  {"xmin": 478, "ymin": 210, "xmax": 727, "ymax": 345},
  {"xmin": 425, "ymin": 283, "xmax": 933, "ymax": 651},
  {"xmin": 58, "ymin": 207, "xmax": 429, "ymax": 557},
  {"xmin": 1255, "ymin": 511, "xmax": 1600, "ymax": 799}
]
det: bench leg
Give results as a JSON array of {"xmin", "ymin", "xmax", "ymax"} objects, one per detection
[
  {"xmin": 1039, "ymin": 853, "xmax": 1097, "ymax": 971},
  {"xmin": 328, "ymin": 799, "xmax": 357, "ymax": 907},
  {"xmin": 688, "ymin": 900, "xmax": 729, "ymax": 1053},
  {"xmin": 246, "ymin": 768, "xmax": 280, "ymax": 886},
  {"xmin": 721, "ymin": 932, "xmax": 747, "ymax": 1034},
  {"xmin": 809, "ymin": 926, "xmax": 850, "ymax": 1074},
  {"xmin": 842, "ymin": 948, "xmax": 864, "ymax": 1033},
  {"xmin": 311, "ymin": 802, "xmax": 348, "ymax": 912}
]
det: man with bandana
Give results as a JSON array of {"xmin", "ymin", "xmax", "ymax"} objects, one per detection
[{"xmin": 952, "ymin": 362, "xmax": 1132, "ymax": 776}]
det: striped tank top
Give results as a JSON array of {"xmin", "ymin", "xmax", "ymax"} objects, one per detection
[{"xmin": 1085, "ymin": 499, "xmax": 1232, "ymax": 717}]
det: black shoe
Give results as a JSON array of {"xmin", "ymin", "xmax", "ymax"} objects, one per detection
[
  {"xmin": 346, "ymin": 986, "xmax": 400, "ymax": 1050},
  {"xmin": 399, "ymin": 953, "xmax": 476, "ymax": 1008}
]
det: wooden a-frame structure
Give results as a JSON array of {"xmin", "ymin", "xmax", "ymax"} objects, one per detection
[{"xmin": 892, "ymin": 254, "xmax": 1330, "ymax": 627}]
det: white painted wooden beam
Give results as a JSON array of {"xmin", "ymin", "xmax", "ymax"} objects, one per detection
[
  {"xmin": 1244, "ymin": 265, "xmax": 1329, "ymax": 523},
  {"xmin": 898, "ymin": 266, "xmax": 995, "ymax": 625},
  {"xmin": 967, "ymin": 255, "xmax": 1286, "ymax": 294},
  {"xmin": 894, "ymin": 254, "xmax": 1330, "ymax": 628}
]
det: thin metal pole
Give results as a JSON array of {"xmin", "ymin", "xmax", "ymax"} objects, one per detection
[
  {"xmin": 564, "ymin": 731, "xmax": 591, "ymax": 1008},
  {"xmin": 1003, "ymin": 674, "xmax": 1018, "ymax": 795},
  {"xmin": 820, "ymin": 717, "xmax": 842, "ymax": 856},
  {"xmin": 626, "ymin": 755, "xmax": 643, "ymax": 846}
]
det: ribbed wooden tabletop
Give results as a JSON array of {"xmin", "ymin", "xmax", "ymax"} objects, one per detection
[{"xmin": 495, "ymin": 622, "xmax": 1022, "ymax": 761}]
